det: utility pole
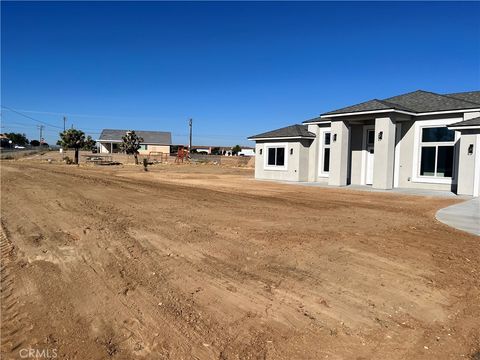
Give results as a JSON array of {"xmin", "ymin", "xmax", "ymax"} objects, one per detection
[
  {"xmin": 189, "ymin": 118, "xmax": 193, "ymax": 150},
  {"xmin": 63, "ymin": 116, "xmax": 66, "ymax": 132},
  {"xmin": 37, "ymin": 125, "xmax": 44, "ymax": 144}
]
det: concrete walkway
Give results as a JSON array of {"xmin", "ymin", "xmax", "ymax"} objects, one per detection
[
  {"xmin": 266, "ymin": 180, "xmax": 462, "ymax": 198},
  {"xmin": 436, "ymin": 198, "xmax": 480, "ymax": 236}
]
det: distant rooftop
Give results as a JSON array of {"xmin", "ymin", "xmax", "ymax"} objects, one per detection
[
  {"xmin": 248, "ymin": 124, "xmax": 316, "ymax": 140},
  {"xmin": 98, "ymin": 129, "xmax": 172, "ymax": 144}
]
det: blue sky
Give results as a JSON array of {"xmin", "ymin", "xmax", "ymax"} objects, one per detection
[{"xmin": 2, "ymin": 1, "xmax": 479, "ymax": 146}]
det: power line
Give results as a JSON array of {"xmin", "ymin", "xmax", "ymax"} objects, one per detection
[
  {"xmin": 2, "ymin": 107, "xmax": 105, "ymax": 132},
  {"xmin": 1, "ymin": 106, "xmax": 64, "ymax": 129},
  {"xmin": 5, "ymin": 107, "xmax": 161, "ymax": 122}
]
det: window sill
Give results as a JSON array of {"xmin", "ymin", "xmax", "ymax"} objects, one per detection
[
  {"xmin": 264, "ymin": 166, "xmax": 287, "ymax": 171},
  {"xmin": 411, "ymin": 176, "xmax": 452, "ymax": 185}
]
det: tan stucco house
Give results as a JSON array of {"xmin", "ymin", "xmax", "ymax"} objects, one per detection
[
  {"xmin": 248, "ymin": 90, "xmax": 480, "ymax": 197},
  {"xmin": 98, "ymin": 129, "xmax": 171, "ymax": 155}
]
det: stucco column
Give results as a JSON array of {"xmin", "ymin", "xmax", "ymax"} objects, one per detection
[
  {"xmin": 372, "ymin": 116, "xmax": 396, "ymax": 189},
  {"xmin": 456, "ymin": 132, "xmax": 480, "ymax": 197},
  {"xmin": 307, "ymin": 124, "xmax": 320, "ymax": 182},
  {"xmin": 328, "ymin": 120, "xmax": 349, "ymax": 186}
]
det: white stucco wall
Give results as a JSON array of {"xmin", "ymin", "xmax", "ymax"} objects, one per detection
[
  {"xmin": 138, "ymin": 145, "xmax": 170, "ymax": 155},
  {"xmin": 99, "ymin": 142, "xmax": 110, "ymax": 154},
  {"xmin": 456, "ymin": 131, "xmax": 480, "ymax": 196},
  {"xmin": 254, "ymin": 140, "xmax": 312, "ymax": 182}
]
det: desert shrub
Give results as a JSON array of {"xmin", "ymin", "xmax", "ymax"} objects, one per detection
[{"xmin": 63, "ymin": 156, "xmax": 74, "ymax": 164}]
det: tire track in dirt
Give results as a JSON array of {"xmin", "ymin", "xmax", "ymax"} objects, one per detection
[{"xmin": 0, "ymin": 220, "xmax": 29, "ymax": 359}]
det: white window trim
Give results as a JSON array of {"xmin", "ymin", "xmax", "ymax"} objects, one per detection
[
  {"xmin": 361, "ymin": 125, "xmax": 375, "ymax": 185},
  {"xmin": 263, "ymin": 142, "xmax": 288, "ymax": 171},
  {"xmin": 318, "ymin": 127, "xmax": 331, "ymax": 178},
  {"xmin": 412, "ymin": 118, "xmax": 461, "ymax": 184}
]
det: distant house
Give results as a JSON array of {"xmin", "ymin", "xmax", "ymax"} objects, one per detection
[
  {"xmin": 248, "ymin": 90, "xmax": 480, "ymax": 197},
  {"xmin": 98, "ymin": 129, "xmax": 172, "ymax": 155},
  {"xmin": 191, "ymin": 145, "xmax": 251, "ymax": 155},
  {"xmin": 238, "ymin": 147, "xmax": 255, "ymax": 156}
]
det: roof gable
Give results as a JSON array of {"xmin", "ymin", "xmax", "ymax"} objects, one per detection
[
  {"xmin": 99, "ymin": 129, "xmax": 172, "ymax": 144},
  {"xmin": 249, "ymin": 124, "xmax": 315, "ymax": 140}
]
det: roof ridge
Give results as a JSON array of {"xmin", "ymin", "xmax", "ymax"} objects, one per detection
[
  {"xmin": 383, "ymin": 89, "xmax": 427, "ymax": 99},
  {"xmin": 376, "ymin": 98, "xmax": 414, "ymax": 111}
]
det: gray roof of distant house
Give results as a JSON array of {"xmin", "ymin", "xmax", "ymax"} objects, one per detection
[
  {"xmin": 448, "ymin": 116, "xmax": 480, "ymax": 128},
  {"xmin": 99, "ymin": 129, "xmax": 172, "ymax": 144},
  {"xmin": 315, "ymin": 90, "xmax": 480, "ymax": 118},
  {"xmin": 248, "ymin": 124, "xmax": 316, "ymax": 139}
]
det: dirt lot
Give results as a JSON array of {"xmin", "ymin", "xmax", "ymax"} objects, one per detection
[{"xmin": 1, "ymin": 161, "xmax": 479, "ymax": 359}]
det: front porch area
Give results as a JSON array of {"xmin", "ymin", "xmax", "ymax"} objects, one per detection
[
  {"xmin": 312, "ymin": 113, "xmax": 463, "ymax": 194},
  {"xmin": 327, "ymin": 115, "xmax": 403, "ymax": 190}
]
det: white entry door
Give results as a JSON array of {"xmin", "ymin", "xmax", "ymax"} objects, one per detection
[{"xmin": 365, "ymin": 129, "xmax": 375, "ymax": 185}]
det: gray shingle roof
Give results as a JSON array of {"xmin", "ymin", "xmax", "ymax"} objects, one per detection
[
  {"xmin": 319, "ymin": 90, "xmax": 480, "ymax": 117},
  {"xmin": 321, "ymin": 99, "xmax": 415, "ymax": 116},
  {"xmin": 99, "ymin": 129, "xmax": 172, "ymax": 144},
  {"xmin": 303, "ymin": 116, "xmax": 323, "ymax": 124},
  {"xmin": 248, "ymin": 124, "xmax": 315, "ymax": 140},
  {"xmin": 446, "ymin": 91, "xmax": 480, "ymax": 105},
  {"xmin": 385, "ymin": 90, "xmax": 480, "ymax": 112},
  {"xmin": 448, "ymin": 116, "xmax": 480, "ymax": 128}
]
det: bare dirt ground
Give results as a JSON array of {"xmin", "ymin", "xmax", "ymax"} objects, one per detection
[{"xmin": 1, "ymin": 161, "xmax": 479, "ymax": 360}]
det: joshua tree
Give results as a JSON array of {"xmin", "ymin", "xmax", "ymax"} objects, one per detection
[
  {"xmin": 232, "ymin": 145, "xmax": 242, "ymax": 156},
  {"xmin": 59, "ymin": 129, "xmax": 86, "ymax": 164},
  {"xmin": 82, "ymin": 136, "xmax": 97, "ymax": 151},
  {"xmin": 120, "ymin": 130, "xmax": 144, "ymax": 165}
]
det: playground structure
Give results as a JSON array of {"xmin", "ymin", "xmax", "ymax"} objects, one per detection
[
  {"xmin": 147, "ymin": 151, "xmax": 169, "ymax": 164},
  {"xmin": 174, "ymin": 146, "xmax": 190, "ymax": 163}
]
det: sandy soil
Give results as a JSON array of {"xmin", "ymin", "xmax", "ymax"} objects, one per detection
[{"xmin": 1, "ymin": 161, "xmax": 479, "ymax": 360}]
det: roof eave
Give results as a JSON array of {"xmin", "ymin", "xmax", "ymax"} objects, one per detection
[
  {"xmin": 247, "ymin": 136, "xmax": 316, "ymax": 141},
  {"xmin": 448, "ymin": 125, "xmax": 480, "ymax": 130},
  {"xmin": 302, "ymin": 120, "xmax": 331, "ymax": 125},
  {"xmin": 320, "ymin": 109, "xmax": 416, "ymax": 118},
  {"xmin": 320, "ymin": 107, "xmax": 480, "ymax": 119}
]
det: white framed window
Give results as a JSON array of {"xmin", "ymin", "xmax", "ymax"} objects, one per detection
[
  {"xmin": 318, "ymin": 128, "xmax": 331, "ymax": 177},
  {"xmin": 419, "ymin": 127, "xmax": 455, "ymax": 178},
  {"xmin": 264, "ymin": 143, "xmax": 288, "ymax": 170},
  {"xmin": 412, "ymin": 118, "xmax": 460, "ymax": 184}
]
